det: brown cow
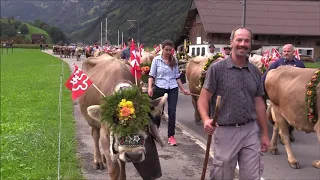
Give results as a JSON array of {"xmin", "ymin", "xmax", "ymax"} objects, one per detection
[
  {"xmin": 79, "ymin": 57, "xmax": 166, "ymax": 179},
  {"xmin": 185, "ymin": 56, "xmax": 224, "ymax": 124},
  {"xmin": 265, "ymin": 66, "xmax": 320, "ymax": 169}
]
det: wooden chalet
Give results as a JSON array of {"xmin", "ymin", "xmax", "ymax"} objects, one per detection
[
  {"xmin": 31, "ymin": 34, "xmax": 46, "ymax": 44},
  {"xmin": 175, "ymin": 0, "xmax": 320, "ymax": 60}
]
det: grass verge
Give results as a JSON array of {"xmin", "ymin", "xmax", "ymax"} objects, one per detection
[
  {"xmin": 1, "ymin": 49, "xmax": 84, "ymax": 179},
  {"xmin": 305, "ymin": 62, "xmax": 320, "ymax": 68}
]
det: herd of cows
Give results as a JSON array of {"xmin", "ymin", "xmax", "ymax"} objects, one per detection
[{"xmin": 52, "ymin": 46, "xmax": 319, "ymax": 179}]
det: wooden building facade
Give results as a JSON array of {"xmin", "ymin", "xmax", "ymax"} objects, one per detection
[{"xmin": 175, "ymin": 0, "xmax": 320, "ymax": 60}]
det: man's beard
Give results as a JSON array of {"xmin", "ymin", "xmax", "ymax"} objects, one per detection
[{"xmin": 234, "ymin": 46, "xmax": 250, "ymax": 56}]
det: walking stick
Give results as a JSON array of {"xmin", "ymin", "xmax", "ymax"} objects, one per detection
[{"xmin": 201, "ymin": 95, "xmax": 221, "ymax": 180}]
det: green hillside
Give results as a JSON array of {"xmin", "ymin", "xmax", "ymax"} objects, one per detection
[
  {"xmin": 0, "ymin": 18, "xmax": 64, "ymax": 44},
  {"xmin": 25, "ymin": 23, "xmax": 53, "ymax": 44}
]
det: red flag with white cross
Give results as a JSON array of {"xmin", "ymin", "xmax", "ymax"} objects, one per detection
[
  {"xmin": 294, "ymin": 49, "xmax": 300, "ymax": 60},
  {"xmin": 130, "ymin": 39, "xmax": 142, "ymax": 82},
  {"xmin": 65, "ymin": 64, "xmax": 93, "ymax": 100},
  {"xmin": 260, "ymin": 50, "xmax": 270, "ymax": 68},
  {"xmin": 271, "ymin": 48, "xmax": 281, "ymax": 62}
]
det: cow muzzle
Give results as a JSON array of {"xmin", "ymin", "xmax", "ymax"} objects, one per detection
[
  {"xmin": 116, "ymin": 134, "xmax": 146, "ymax": 163},
  {"xmin": 120, "ymin": 149, "xmax": 146, "ymax": 163}
]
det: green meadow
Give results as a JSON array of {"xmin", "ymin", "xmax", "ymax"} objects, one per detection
[
  {"xmin": 1, "ymin": 49, "xmax": 84, "ymax": 179},
  {"xmin": 305, "ymin": 62, "xmax": 320, "ymax": 69}
]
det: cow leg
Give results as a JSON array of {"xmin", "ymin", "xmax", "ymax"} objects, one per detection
[
  {"xmin": 191, "ymin": 95, "xmax": 201, "ymax": 124},
  {"xmin": 279, "ymin": 125, "xmax": 295, "ymax": 145},
  {"xmin": 269, "ymin": 122, "xmax": 280, "ymax": 155},
  {"xmin": 312, "ymin": 120, "xmax": 320, "ymax": 169},
  {"xmin": 271, "ymin": 105, "xmax": 300, "ymax": 169},
  {"xmin": 99, "ymin": 129, "xmax": 120, "ymax": 180},
  {"xmin": 277, "ymin": 118, "xmax": 300, "ymax": 169},
  {"xmin": 119, "ymin": 160, "xmax": 126, "ymax": 180},
  {"xmin": 91, "ymin": 126, "xmax": 105, "ymax": 170}
]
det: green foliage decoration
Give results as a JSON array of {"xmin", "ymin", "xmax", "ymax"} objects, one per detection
[
  {"xmin": 199, "ymin": 53, "xmax": 225, "ymax": 88},
  {"xmin": 100, "ymin": 86, "xmax": 151, "ymax": 136}
]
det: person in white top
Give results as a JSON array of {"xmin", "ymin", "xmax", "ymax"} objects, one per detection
[{"xmin": 205, "ymin": 44, "xmax": 216, "ymax": 58}]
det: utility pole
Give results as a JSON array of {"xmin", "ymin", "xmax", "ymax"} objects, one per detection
[
  {"xmin": 239, "ymin": 0, "xmax": 247, "ymax": 27},
  {"xmin": 106, "ymin": 18, "xmax": 108, "ymax": 43},
  {"xmin": 127, "ymin": 20, "xmax": 139, "ymax": 43},
  {"xmin": 118, "ymin": 30, "xmax": 120, "ymax": 46},
  {"xmin": 121, "ymin": 32, "xmax": 123, "ymax": 45},
  {"xmin": 100, "ymin": 22, "xmax": 102, "ymax": 46},
  {"xmin": 137, "ymin": 20, "xmax": 140, "ymax": 43}
]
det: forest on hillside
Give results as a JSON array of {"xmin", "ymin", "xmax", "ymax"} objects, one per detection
[
  {"xmin": 1, "ymin": 0, "xmax": 192, "ymax": 45},
  {"xmin": 0, "ymin": 18, "xmax": 68, "ymax": 44}
]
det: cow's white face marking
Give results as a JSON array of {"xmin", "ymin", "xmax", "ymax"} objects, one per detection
[{"xmin": 113, "ymin": 82, "xmax": 132, "ymax": 92}]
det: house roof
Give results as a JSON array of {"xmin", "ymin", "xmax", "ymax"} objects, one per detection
[{"xmin": 194, "ymin": 0, "xmax": 320, "ymax": 36}]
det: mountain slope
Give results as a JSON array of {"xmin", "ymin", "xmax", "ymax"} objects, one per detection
[{"xmin": 1, "ymin": 0, "xmax": 192, "ymax": 45}]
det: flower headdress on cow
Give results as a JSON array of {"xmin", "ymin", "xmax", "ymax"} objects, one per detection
[
  {"xmin": 199, "ymin": 52, "xmax": 225, "ymax": 88},
  {"xmin": 100, "ymin": 84, "xmax": 150, "ymax": 136},
  {"xmin": 139, "ymin": 61, "xmax": 152, "ymax": 84},
  {"xmin": 306, "ymin": 69, "xmax": 320, "ymax": 124}
]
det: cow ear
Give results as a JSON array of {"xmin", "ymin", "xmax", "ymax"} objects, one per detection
[
  {"xmin": 87, "ymin": 105, "xmax": 101, "ymax": 121},
  {"xmin": 150, "ymin": 93, "xmax": 168, "ymax": 115}
]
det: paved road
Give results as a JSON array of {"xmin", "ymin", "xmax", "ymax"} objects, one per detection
[{"xmin": 174, "ymin": 83, "xmax": 320, "ymax": 180}]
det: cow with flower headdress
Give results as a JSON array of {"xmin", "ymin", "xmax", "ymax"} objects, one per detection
[
  {"xmin": 265, "ymin": 66, "xmax": 320, "ymax": 169},
  {"xmin": 185, "ymin": 53, "xmax": 225, "ymax": 124},
  {"xmin": 79, "ymin": 56, "xmax": 167, "ymax": 180}
]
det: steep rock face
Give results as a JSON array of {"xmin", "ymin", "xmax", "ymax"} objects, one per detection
[{"xmin": 0, "ymin": 0, "xmax": 191, "ymax": 45}]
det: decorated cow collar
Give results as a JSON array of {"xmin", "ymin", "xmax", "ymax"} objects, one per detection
[
  {"xmin": 100, "ymin": 85, "xmax": 150, "ymax": 136},
  {"xmin": 306, "ymin": 69, "xmax": 320, "ymax": 123},
  {"xmin": 199, "ymin": 53, "xmax": 225, "ymax": 88}
]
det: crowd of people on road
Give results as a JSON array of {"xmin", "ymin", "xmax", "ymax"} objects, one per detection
[{"xmin": 51, "ymin": 27, "xmax": 311, "ymax": 179}]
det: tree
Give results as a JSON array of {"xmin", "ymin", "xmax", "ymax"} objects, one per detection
[
  {"xmin": 48, "ymin": 27, "xmax": 68, "ymax": 44},
  {"xmin": 0, "ymin": 23, "xmax": 17, "ymax": 38},
  {"xmin": 20, "ymin": 24, "xmax": 29, "ymax": 35}
]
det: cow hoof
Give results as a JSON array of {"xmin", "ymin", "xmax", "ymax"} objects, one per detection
[
  {"xmin": 312, "ymin": 160, "xmax": 320, "ymax": 169},
  {"xmin": 289, "ymin": 161, "xmax": 300, "ymax": 169},
  {"xmin": 289, "ymin": 134, "xmax": 295, "ymax": 142},
  {"xmin": 269, "ymin": 148, "xmax": 279, "ymax": 155},
  {"xmin": 94, "ymin": 161, "xmax": 105, "ymax": 170}
]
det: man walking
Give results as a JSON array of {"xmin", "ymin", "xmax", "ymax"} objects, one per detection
[
  {"xmin": 262, "ymin": 44, "xmax": 305, "ymax": 142},
  {"xmin": 198, "ymin": 27, "xmax": 270, "ymax": 180}
]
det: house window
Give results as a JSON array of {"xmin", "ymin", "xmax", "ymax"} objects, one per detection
[
  {"xmin": 196, "ymin": 47, "xmax": 200, "ymax": 56},
  {"xmin": 201, "ymin": 47, "xmax": 205, "ymax": 56},
  {"xmin": 196, "ymin": 14, "xmax": 201, "ymax": 24},
  {"xmin": 192, "ymin": 48, "xmax": 195, "ymax": 56}
]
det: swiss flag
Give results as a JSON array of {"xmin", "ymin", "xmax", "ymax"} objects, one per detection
[
  {"xmin": 130, "ymin": 39, "xmax": 142, "ymax": 80},
  {"xmin": 271, "ymin": 48, "xmax": 281, "ymax": 62},
  {"xmin": 294, "ymin": 49, "xmax": 300, "ymax": 60},
  {"xmin": 260, "ymin": 50, "xmax": 270, "ymax": 68},
  {"xmin": 65, "ymin": 64, "xmax": 93, "ymax": 100},
  {"xmin": 139, "ymin": 43, "xmax": 144, "ymax": 57}
]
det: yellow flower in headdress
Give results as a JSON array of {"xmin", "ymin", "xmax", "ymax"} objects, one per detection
[
  {"xmin": 307, "ymin": 90, "xmax": 313, "ymax": 96},
  {"xmin": 118, "ymin": 99, "xmax": 135, "ymax": 121}
]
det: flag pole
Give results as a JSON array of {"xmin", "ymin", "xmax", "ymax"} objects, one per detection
[
  {"xmin": 92, "ymin": 83, "xmax": 106, "ymax": 97},
  {"xmin": 134, "ymin": 70, "xmax": 138, "ymax": 85}
]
